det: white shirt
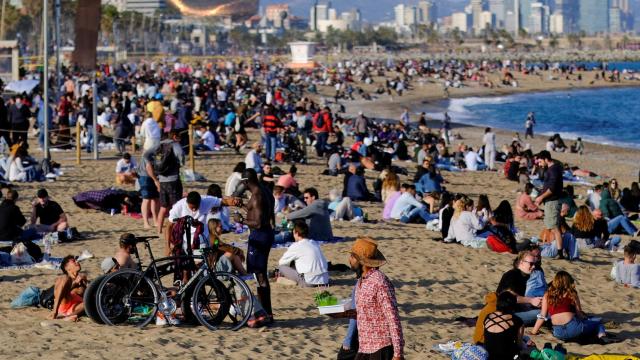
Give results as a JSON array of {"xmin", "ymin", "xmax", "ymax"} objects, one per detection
[
  {"xmin": 278, "ymin": 239, "xmax": 329, "ymax": 285},
  {"xmin": 201, "ymin": 131, "xmax": 215, "ymax": 150},
  {"xmin": 225, "ymin": 172, "xmax": 243, "ymax": 196},
  {"xmin": 483, "ymin": 132, "xmax": 496, "ymax": 151},
  {"xmin": 169, "ymin": 195, "xmax": 223, "ymax": 249},
  {"xmin": 115, "ymin": 158, "xmax": 137, "ymax": 174},
  {"xmin": 464, "ymin": 151, "xmax": 484, "ymax": 171},
  {"xmin": 390, "ymin": 192, "xmax": 425, "ymax": 220},
  {"xmin": 446, "ymin": 211, "xmax": 484, "ymax": 245},
  {"xmin": 244, "ymin": 150, "xmax": 262, "ymax": 171},
  {"xmin": 141, "ymin": 117, "xmax": 161, "ymax": 142}
]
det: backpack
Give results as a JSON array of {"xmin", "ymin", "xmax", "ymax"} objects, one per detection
[
  {"xmin": 314, "ymin": 113, "xmax": 324, "ymax": 129},
  {"xmin": 39, "ymin": 286, "xmax": 55, "ymax": 310},
  {"xmin": 155, "ymin": 142, "xmax": 179, "ymax": 176},
  {"xmin": 451, "ymin": 344, "xmax": 488, "ymax": 360}
]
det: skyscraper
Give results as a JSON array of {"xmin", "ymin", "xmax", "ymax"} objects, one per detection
[
  {"xmin": 579, "ymin": 0, "xmax": 610, "ymax": 34},
  {"xmin": 471, "ymin": 0, "xmax": 485, "ymax": 32},
  {"xmin": 417, "ymin": 1, "xmax": 437, "ymax": 24},
  {"xmin": 519, "ymin": 0, "xmax": 532, "ymax": 32},
  {"xmin": 489, "ymin": 0, "xmax": 506, "ymax": 26}
]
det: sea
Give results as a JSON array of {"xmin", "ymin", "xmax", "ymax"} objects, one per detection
[{"xmin": 429, "ymin": 86, "xmax": 640, "ymax": 150}]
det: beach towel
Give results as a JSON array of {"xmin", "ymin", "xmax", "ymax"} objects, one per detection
[{"xmin": 0, "ymin": 257, "xmax": 62, "ymax": 271}]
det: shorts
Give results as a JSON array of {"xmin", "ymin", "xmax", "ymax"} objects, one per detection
[
  {"xmin": 59, "ymin": 292, "xmax": 83, "ymax": 316},
  {"xmin": 543, "ymin": 200, "xmax": 561, "ymax": 229},
  {"xmin": 139, "ymin": 176, "xmax": 159, "ymax": 199},
  {"xmin": 247, "ymin": 228, "xmax": 274, "ymax": 274},
  {"xmin": 159, "ymin": 180, "xmax": 183, "ymax": 208}
]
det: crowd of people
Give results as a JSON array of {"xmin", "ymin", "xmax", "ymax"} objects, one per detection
[{"xmin": 1, "ymin": 57, "xmax": 638, "ymax": 360}]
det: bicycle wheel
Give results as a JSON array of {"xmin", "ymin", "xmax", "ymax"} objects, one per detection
[
  {"xmin": 192, "ymin": 272, "xmax": 254, "ymax": 331},
  {"xmin": 191, "ymin": 274, "xmax": 230, "ymax": 330},
  {"xmin": 96, "ymin": 269, "xmax": 159, "ymax": 327},
  {"xmin": 83, "ymin": 274, "xmax": 107, "ymax": 324}
]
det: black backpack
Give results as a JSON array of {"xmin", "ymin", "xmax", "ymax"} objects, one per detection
[
  {"xmin": 314, "ymin": 113, "xmax": 324, "ymax": 129},
  {"xmin": 155, "ymin": 142, "xmax": 179, "ymax": 176},
  {"xmin": 40, "ymin": 286, "xmax": 55, "ymax": 310}
]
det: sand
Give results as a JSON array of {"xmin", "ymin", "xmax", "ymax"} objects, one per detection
[{"xmin": 1, "ymin": 69, "xmax": 639, "ymax": 359}]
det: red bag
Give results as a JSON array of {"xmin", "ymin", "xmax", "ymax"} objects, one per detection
[{"xmin": 487, "ymin": 235, "xmax": 512, "ymax": 253}]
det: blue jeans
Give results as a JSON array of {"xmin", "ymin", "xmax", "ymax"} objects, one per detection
[
  {"xmin": 514, "ymin": 308, "xmax": 540, "ymax": 326},
  {"xmin": 274, "ymin": 231, "xmax": 293, "ymax": 244},
  {"xmin": 553, "ymin": 317, "xmax": 605, "ymax": 341},
  {"xmin": 607, "ymin": 215, "xmax": 637, "ymax": 235},
  {"xmin": 315, "ymin": 132, "xmax": 329, "ymax": 157},
  {"xmin": 400, "ymin": 206, "xmax": 437, "ymax": 224},
  {"xmin": 540, "ymin": 233, "xmax": 579, "ymax": 260},
  {"xmin": 85, "ymin": 125, "xmax": 94, "ymax": 153},
  {"xmin": 265, "ymin": 134, "xmax": 277, "ymax": 161}
]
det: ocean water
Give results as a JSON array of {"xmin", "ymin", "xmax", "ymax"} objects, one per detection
[{"xmin": 430, "ymin": 87, "xmax": 640, "ymax": 149}]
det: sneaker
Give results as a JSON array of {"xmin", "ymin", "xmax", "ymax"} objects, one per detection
[
  {"xmin": 156, "ymin": 313, "xmax": 168, "ymax": 326},
  {"xmin": 168, "ymin": 315, "xmax": 181, "ymax": 325}
]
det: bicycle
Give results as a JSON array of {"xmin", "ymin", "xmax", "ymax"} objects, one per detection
[{"xmin": 95, "ymin": 222, "xmax": 254, "ymax": 330}]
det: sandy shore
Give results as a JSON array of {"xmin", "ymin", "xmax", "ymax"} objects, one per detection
[{"xmin": 1, "ymin": 70, "xmax": 639, "ymax": 358}]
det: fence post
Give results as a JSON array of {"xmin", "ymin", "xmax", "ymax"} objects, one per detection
[
  {"xmin": 131, "ymin": 135, "xmax": 136, "ymax": 154},
  {"xmin": 76, "ymin": 120, "xmax": 81, "ymax": 165},
  {"xmin": 188, "ymin": 124, "xmax": 195, "ymax": 173}
]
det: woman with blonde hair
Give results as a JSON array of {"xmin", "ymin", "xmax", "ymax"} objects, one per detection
[
  {"xmin": 381, "ymin": 171, "xmax": 400, "ymax": 203},
  {"xmin": 445, "ymin": 197, "xmax": 486, "ymax": 248},
  {"xmin": 531, "ymin": 271, "xmax": 615, "ymax": 344},
  {"xmin": 571, "ymin": 205, "xmax": 611, "ymax": 249}
]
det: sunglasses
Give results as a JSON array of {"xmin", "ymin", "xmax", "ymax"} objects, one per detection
[{"xmin": 521, "ymin": 260, "xmax": 536, "ymax": 266}]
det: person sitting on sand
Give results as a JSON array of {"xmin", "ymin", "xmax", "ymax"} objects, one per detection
[
  {"xmin": 611, "ymin": 244, "xmax": 640, "ymax": 288},
  {"xmin": 599, "ymin": 188, "xmax": 640, "ymax": 237},
  {"xmin": 463, "ymin": 146, "xmax": 486, "ymax": 171},
  {"xmin": 496, "ymin": 251, "xmax": 542, "ymax": 326},
  {"xmin": 207, "ymin": 218, "xmax": 246, "ymax": 275},
  {"xmin": 328, "ymin": 189, "xmax": 363, "ymax": 222},
  {"xmin": 347, "ymin": 166, "xmax": 377, "ymax": 202},
  {"xmin": 273, "ymin": 185, "xmax": 305, "ymax": 214},
  {"xmin": 115, "ymin": 152, "xmax": 137, "ymax": 185},
  {"xmin": 483, "ymin": 292, "xmax": 533, "ymax": 360},
  {"xmin": 530, "ymin": 271, "xmax": 616, "ymax": 344},
  {"xmin": 244, "ymin": 142, "xmax": 263, "ymax": 173},
  {"xmin": 444, "ymin": 197, "xmax": 486, "ymax": 248},
  {"xmin": 277, "ymin": 187, "xmax": 333, "ymax": 243},
  {"xmin": 571, "ymin": 206, "xmax": 617, "ymax": 250},
  {"xmin": 50, "ymin": 255, "xmax": 87, "ymax": 320},
  {"xmin": 276, "ymin": 221, "xmax": 329, "ymax": 287},
  {"xmin": 276, "ymin": 165, "xmax": 300, "ymax": 197},
  {"xmin": 225, "ymin": 162, "xmax": 246, "ymax": 197},
  {"xmin": 30, "ymin": 189, "xmax": 69, "ymax": 233},
  {"xmin": 114, "ymin": 233, "xmax": 138, "ymax": 270},
  {"xmin": 390, "ymin": 184, "xmax": 435, "ymax": 224},
  {"xmin": 516, "ymin": 183, "xmax": 543, "ymax": 220},
  {"xmin": 259, "ymin": 162, "xmax": 276, "ymax": 192}
]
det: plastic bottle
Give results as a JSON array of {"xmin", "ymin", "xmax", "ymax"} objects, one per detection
[{"xmin": 43, "ymin": 236, "xmax": 51, "ymax": 262}]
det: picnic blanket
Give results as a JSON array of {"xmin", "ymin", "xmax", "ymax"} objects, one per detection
[{"xmin": 0, "ymin": 257, "xmax": 62, "ymax": 271}]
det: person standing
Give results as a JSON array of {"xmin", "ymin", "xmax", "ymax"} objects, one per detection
[
  {"xmin": 155, "ymin": 130, "xmax": 185, "ymax": 234},
  {"xmin": 313, "ymin": 106, "xmax": 333, "ymax": 158},
  {"xmin": 9, "ymin": 95, "xmax": 31, "ymax": 146},
  {"xmin": 261, "ymin": 105, "xmax": 281, "ymax": 162},
  {"xmin": 535, "ymin": 151, "xmax": 565, "ymax": 259},
  {"xmin": 399, "ymin": 108, "xmax": 410, "ymax": 127},
  {"xmin": 140, "ymin": 111, "xmax": 162, "ymax": 152},
  {"xmin": 441, "ymin": 112, "xmax": 451, "ymax": 145},
  {"xmin": 242, "ymin": 168, "xmax": 275, "ymax": 325},
  {"xmin": 347, "ymin": 237, "xmax": 404, "ymax": 360},
  {"xmin": 0, "ymin": 97, "xmax": 10, "ymax": 148},
  {"xmin": 482, "ymin": 127, "xmax": 497, "ymax": 171},
  {"xmin": 524, "ymin": 112, "xmax": 535, "ymax": 139}
]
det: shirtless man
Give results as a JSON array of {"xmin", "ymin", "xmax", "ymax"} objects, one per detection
[
  {"xmin": 50, "ymin": 255, "xmax": 87, "ymax": 320},
  {"xmin": 242, "ymin": 168, "xmax": 275, "ymax": 325},
  {"xmin": 115, "ymin": 233, "xmax": 138, "ymax": 269}
]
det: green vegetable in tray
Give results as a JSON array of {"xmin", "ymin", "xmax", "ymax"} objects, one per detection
[{"xmin": 314, "ymin": 290, "xmax": 338, "ymax": 306}]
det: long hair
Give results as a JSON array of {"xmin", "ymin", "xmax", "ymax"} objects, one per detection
[
  {"xmin": 476, "ymin": 194, "xmax": 492, "ymax": 212},
  {"xmin": 452, "ymin": 197, "xmax": 466, "ymax": 219},
  {"xmin": 547, "ymin": 271, "xmax": 578, "ymax": 307},
  {"xmin": 382, "ymin": 171, "xmax": 400, "ymax": 191},
  {"xmin": 207, "ymin": 218, "xmax": 222, "ymax": 247},
  {"xmin": 573, "ymin": 205, "xmax": 595, "ymax": 232}
]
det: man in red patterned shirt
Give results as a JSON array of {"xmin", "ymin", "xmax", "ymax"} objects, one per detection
[{"xmin": 347, "ymin": 237, "xmax": 404, "ymax": 360}]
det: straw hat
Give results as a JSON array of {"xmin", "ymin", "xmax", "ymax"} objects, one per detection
[{"xmin": 346, "ymin": 237, "xmax": 386, "ymax": 268}]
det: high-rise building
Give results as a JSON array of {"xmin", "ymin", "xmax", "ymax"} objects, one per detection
[
  {"xmin": 470, "ymin": 0, "xmax": 486, "ymax": 33},
  {"xmin": 417, "ymin": 1, "xmax": 437, "ymax": 24},
  {"xmin": 489, "ymin": 0, "xmax": 506, "ymax": 26},
  {"xmin": 579, "ymin": 0, "xmax": 610, "ymax": 34},
  {"xmin": 479, "ymin": 11, "xmax": 496, "ymax": 30},
  {"xmin": 554, "ymin": 0, "xmax": 578, "ymax": 33},
  {"xmin": 529, "ymin": 2, "xmax": 550, "ymax": 33},
  {"xmin": 519, "ymin": 0, "xmax": 533, "ymax": 31},
  {"xmin": 609, "ymin": 7, "xmax": 622, "ymax": 33},
  {"xmin": 452, "ymin": 11, "xmax": 472, "ymax": 33}
]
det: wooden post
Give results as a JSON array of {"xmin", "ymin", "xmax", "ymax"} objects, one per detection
[
  {"xmin": 76, "ymin": 120, "xmax": 81, "ymax": 165},
  {"xmin": 188, "ymin": 124, "xmax": 195, "ymax": 173},
  {"xmin": 131, "ymin": 135, "xmax": 136, "ymax": 154}
]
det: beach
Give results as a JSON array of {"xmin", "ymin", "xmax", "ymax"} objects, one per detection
[{"xmin": 1, "ymin": 68, "xmax": 639, "ymax": 359}]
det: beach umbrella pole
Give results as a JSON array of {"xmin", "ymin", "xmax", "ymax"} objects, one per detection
[{"xmin": 43, "ymin": 0, "xmax": 50, "ymax": 159}]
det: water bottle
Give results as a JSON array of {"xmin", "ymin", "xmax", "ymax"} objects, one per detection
[{"xmin": 43, "ymin": 235, "xmax": 51, "ymax": 262}]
